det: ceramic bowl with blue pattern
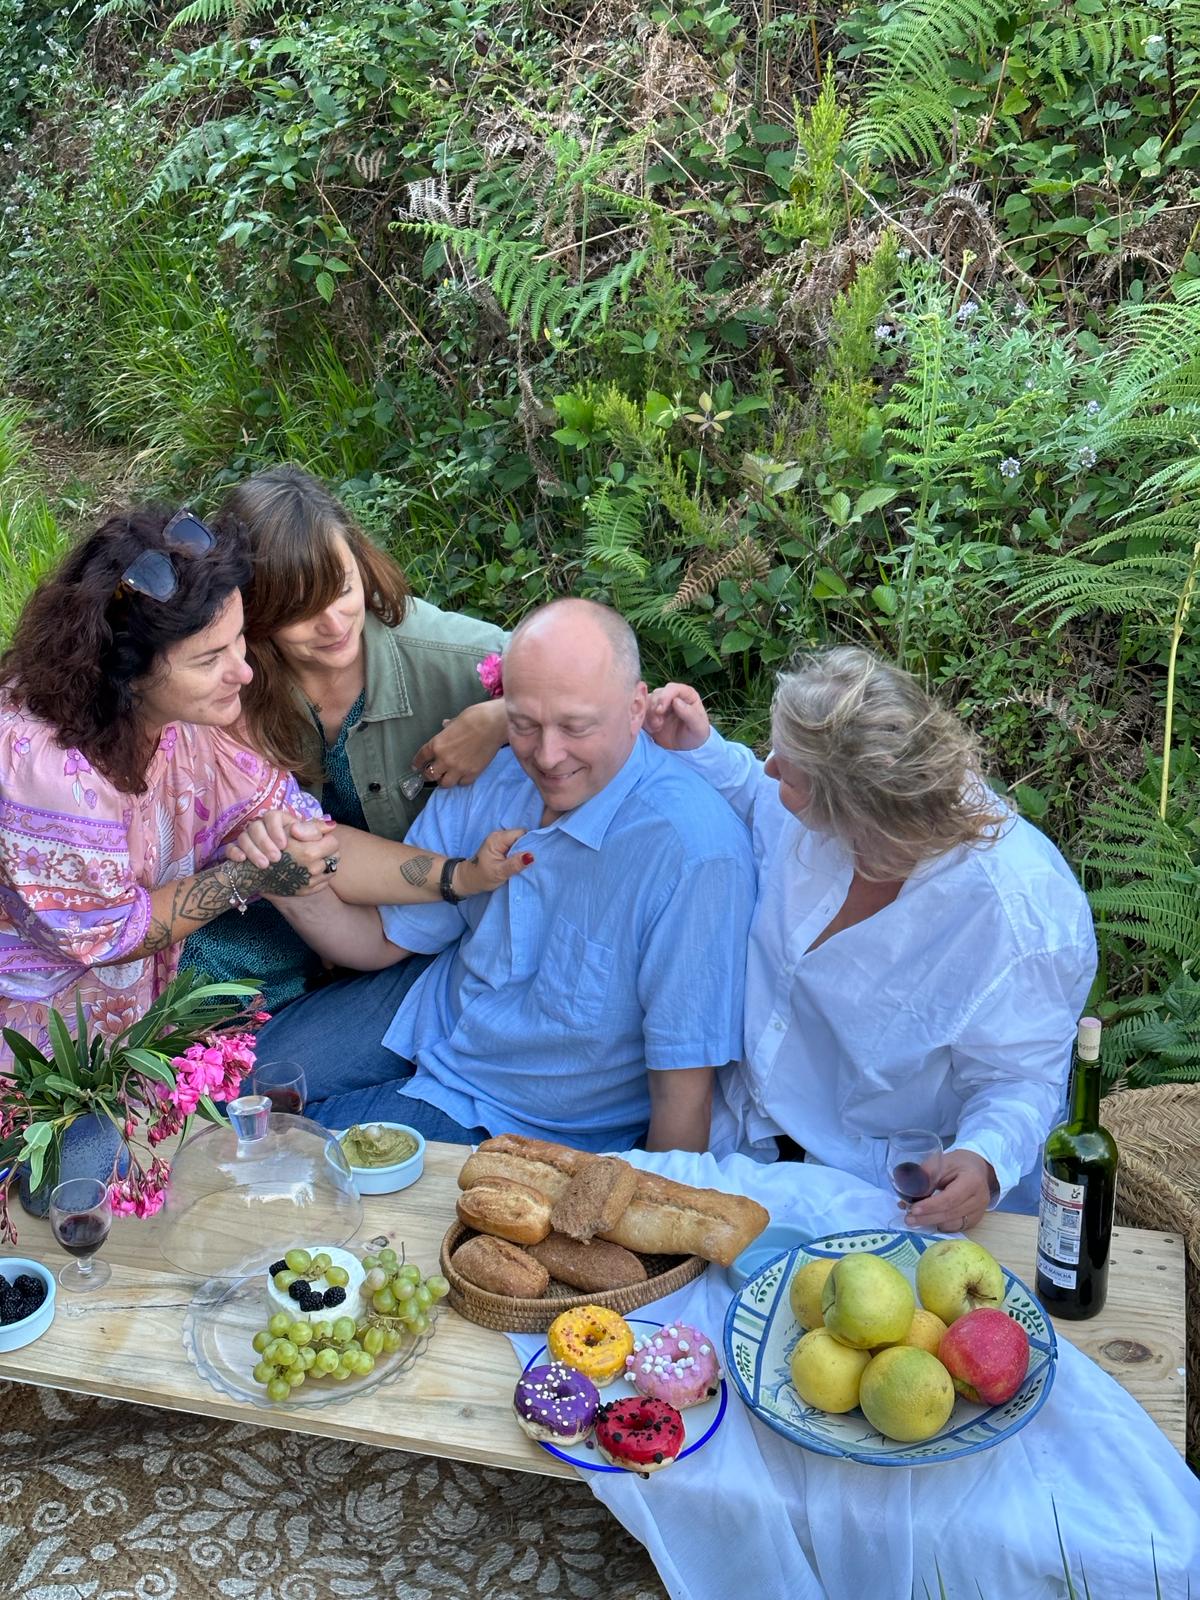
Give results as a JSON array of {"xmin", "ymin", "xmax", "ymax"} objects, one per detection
[{"xmin": 723, "ymin": 1228, "xmax": 1056, "ymax": 1467}]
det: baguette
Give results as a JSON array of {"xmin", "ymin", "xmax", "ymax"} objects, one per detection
[
  {"xmin": 450, "ymin": 1234, "xmax": 549, "ymax": 1299},
  {"xmin": 602, "ymin": 1170, "xmax": 769, "ymax": 1268},
  {"xmin": 458, "ymin": 1135, "xmax": 770, "ymax": 1268},
  {"xmin": 455, "ymin": 1179, "xmax": 551, "ymax": 1246},
  {"xmin": 550, "ymin": 1156, "xmax": 638, "ymax": 1242},
  {"xmin": 527, "ymin": 1231, "xmax": 647, "ymax": 1292}
]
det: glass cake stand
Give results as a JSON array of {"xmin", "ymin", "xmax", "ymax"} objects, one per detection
[
  {"xmin": 183, "ymin": 1255, "xmax": 439, "ymax": 1410},
  {"xmin": 162, "ymin": 1095, "xmax": 363, "ymax": 1278}
]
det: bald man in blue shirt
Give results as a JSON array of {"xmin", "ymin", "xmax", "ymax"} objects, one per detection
[{"xmin": 255, "ymin": 599, "xmax": 757, "ymax": 1153}]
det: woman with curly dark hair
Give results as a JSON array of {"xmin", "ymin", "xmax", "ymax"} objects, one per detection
[{"xmin": 0, "ymin": 507, "xmax": 525, "ymax": 1066}]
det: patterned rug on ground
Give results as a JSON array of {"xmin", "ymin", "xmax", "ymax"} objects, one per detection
[{"xmin": 0, "ymin": 1382, "xmax": 668, "ymax": 1600}]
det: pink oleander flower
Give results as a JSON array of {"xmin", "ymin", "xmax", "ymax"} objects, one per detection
[
  {"xmin": 476, "ymin": 652, "xmax": 503, "ymax": 699},
  {"xmin": 108, "ymin": 1161, "xmax": 167, "ymax": 1218}
]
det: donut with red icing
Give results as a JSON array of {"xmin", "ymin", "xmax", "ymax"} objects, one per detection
[{"xmin": 594, "ymin": 1395, "xmax": 685, "ymax": 1475}]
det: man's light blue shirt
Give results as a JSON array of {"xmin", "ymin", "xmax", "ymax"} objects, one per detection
[{"xmin": 379, "ymin": 734, "xmax": 756, "ymax": 1152}]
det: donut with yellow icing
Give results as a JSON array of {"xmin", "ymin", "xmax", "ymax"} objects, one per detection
[{"xmin": 547, "ymin": 1304, "xmax": 634, "ymax": 1385}]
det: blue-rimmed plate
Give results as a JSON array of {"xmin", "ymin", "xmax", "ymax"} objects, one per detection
[
  {"xmin": 521, "ymin": 1317, "xmax": 729, "ymax": 1472},
  {"xmin": 723, "ymin": 1229, "xmax": 1056, "ymax": 1467}
]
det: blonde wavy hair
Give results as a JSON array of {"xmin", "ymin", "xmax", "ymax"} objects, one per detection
[{"xmin": 771, "ymin": 646, "xmax": 1008, "ymax": 880}]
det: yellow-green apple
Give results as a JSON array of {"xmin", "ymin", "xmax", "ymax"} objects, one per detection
[
  {"xmin": 937, "ymin": 1307, "xmax": 1030, "ymax": 1404},
  {"xmin": 873, "ymin": 1307, "xmax": 948, "ymax": 1357},
  {"xmin": 859, "ymin": 1346, "xmax": 956, "ymax": 1442},
  {"xmin": 915, "ymin": 1239, "xmax": 1005, "ymax": 1326},
  {"xmin": 820, "ymin": 1254, "xmax": 914, "ymax": 1349},
  {"xmin": 789, "ymin": 1258, "xmax": 837, "ymax": 1330},
  {"xmin": 789, "ymin": 1327, "xmax": 872, "ymax": 1412}
]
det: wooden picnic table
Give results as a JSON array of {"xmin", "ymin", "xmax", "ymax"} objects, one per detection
[{"xmin": 0, "ymin": 1140, "xmax": 1188, "ymax": 1469}]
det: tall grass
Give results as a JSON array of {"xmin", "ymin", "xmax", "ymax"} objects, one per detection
[{"xmin": 0, "ymin": 405, "xmax": 67, "ymax": 644}]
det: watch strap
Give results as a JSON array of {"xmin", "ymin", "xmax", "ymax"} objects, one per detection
[{"xmin": 440, "ymin": 856, "xmax": 466, "ymax": 904}]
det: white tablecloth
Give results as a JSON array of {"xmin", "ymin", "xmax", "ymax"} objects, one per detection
[{"xmin": 510, "ymin": 1152, "xmax": 1200, "ymax": 1600}]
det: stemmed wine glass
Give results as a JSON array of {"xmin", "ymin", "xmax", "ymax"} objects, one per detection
[
  {"xmin": 49, "ymin": 1177, "xmax": 113, "ymax": 1291},
  {"xmin": 886, "ymin": 1130, "xmax": 944, "ymax": 1229},
  {"xmin": 251, "ymin": 1060, "xmax": 307, "ymax": 1116}
]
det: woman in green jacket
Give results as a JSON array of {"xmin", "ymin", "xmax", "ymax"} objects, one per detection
[{"xmin": 182, "ymin": 465, "xmax": 509, "ymax": 1011}]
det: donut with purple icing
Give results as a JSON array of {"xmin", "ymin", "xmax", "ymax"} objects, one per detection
[{"xmin": 514, "ymin": 1361, "xmax": 601, "ymax": 1444}]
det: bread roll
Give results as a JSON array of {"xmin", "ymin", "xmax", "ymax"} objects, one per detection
[
  {"xmin": 528, "ymin": 1232, "xmax": 647, "ymax": 1292},
  {"xmin": 550, "ymin": 1156, "xmax": 638, "ymax": 1241},
  {"xmin": 450, "ymin": 1234, "xmax": 549, "ymax": 1299},
  {"xmin": 455, "ymin": 1179, "xmax": 551, "ymax": 1246},
  {"xmin": 458, "ymin": 1136, "xmax": 582, "ymax": 1203},
  {"xmin": 457, "ymin": 1135, "xmax": 771, "ymax": 1268}
]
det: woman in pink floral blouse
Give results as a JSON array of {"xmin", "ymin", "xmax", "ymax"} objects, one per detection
[{"xmin": 0, "ymin": 507, "xmax": 523, "ymax": 1065}]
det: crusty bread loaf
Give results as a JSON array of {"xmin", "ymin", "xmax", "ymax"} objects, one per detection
[
  {"xmin": 450, "ymin": 1234, "xmax": 549, "ymax": 1299},
  {"xmin": 527, "ymin": 1231, "xmax": 648, "ymax": 1292},
  {"xmin": 457, "ymin": 1136, "xmax": 583, "ymax": 1203},
  {"xmin": 455, "ymin": 1179, "xmax": 551, "ymax": 1246},
  {"xmin": 550, "ymin": 1156, "xmax": 638, "ymax": 1242},
  {"xmin": 602, "ymin": 1170, "xmax": 769, "ymax": 1267},
  {"xmin": 458, "ymin": 1135, "xmax": 770, "ymax": 1268}
]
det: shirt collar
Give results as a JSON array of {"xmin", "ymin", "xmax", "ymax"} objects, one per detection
[{"xmin": 540, "ymin": 733, "xmax": 650, "ymax": 851}]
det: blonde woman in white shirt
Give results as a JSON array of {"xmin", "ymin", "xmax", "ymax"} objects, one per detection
[{"xmin": 646, "ymin": 646, "xmax": 1096, "ymax": 1232}]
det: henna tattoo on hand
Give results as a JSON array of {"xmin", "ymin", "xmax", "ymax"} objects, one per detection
[
  {"xmin": 247, "ymin": 852, "xmax": 311, "ymax": 898},
  {"xmin": 400, "ymin": 852, "xmax": 435, "ymax": 888}
]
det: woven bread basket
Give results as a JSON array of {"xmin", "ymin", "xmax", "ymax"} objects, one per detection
[
  {"xmin": 440, "ymin": 1220, "xmax": 708, "ymax": 1333},
  {"xmin": 1101, "ymin": 1083, "xmax": 1200, "ymax": 1458}
]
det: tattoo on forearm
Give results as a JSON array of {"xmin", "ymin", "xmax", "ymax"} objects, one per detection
[
  {"xmin": 400, "ymin": 852, "xmax": 435, "ymax": 888},
  {"xmin": 143, "ymin": 851, "xmax": 312, "ymax": 953}
]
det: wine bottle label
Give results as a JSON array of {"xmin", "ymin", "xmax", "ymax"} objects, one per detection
[
  {"xmin": 1037, "ymin": 1171, "xmax": 1085, "ymax": 1266},
  {"xmin": 1037, "ymin": 1255, "xmax": 1077, "ymax": 1290}
]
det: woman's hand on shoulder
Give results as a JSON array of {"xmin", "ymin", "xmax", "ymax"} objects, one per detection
[
  {"xmin": 904, "ymin": 1149, "xmax": 998, "ymax": 1234},
  {"xmin": 413, "ymin": 698, "xmax": 508, "ymax": 788},
  {"xmin": 645, "ymin": 683, "xmax": 711, "ymax": 751},
  {"xmin": 455, "ymin": 827, "xmax": 534, "ymax": 897}
]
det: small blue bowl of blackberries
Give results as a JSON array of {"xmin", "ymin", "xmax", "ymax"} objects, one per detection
[{"xmin": 0, "ymin": 1258, "xmax": 55, "ymax": 1351}]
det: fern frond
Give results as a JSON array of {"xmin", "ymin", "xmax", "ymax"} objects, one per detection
[
  {"xmin": 1081, "ymin": 787, "xmax": 1200, "ymax": 964},
  {"xmin": 583, "ymin": 485, "xmax": 650, "ymax": 578}
]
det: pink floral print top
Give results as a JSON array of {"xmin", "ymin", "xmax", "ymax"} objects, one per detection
[{"xmin": 0, "ymin": 706, "xmax": 321, "ymax": 1064}]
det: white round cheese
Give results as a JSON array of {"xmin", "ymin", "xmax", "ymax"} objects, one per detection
[{"xmin": 265, "ymin": 1246, "xmax": 365, "ymax": 1325}]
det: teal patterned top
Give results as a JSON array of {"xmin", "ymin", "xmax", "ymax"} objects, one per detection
[{"xmin": 181, "ymin": 693, "xmax": 367, "ymax": 1010}]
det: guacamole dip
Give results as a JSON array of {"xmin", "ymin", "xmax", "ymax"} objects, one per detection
[{"xmin": 340, "ymin": 1123, "xmax": 419, "ymax": 1168}]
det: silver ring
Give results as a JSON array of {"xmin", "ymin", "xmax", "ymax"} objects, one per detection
[
  {"xmin": 323, "ymin": 855, "xmax": 339, "ymax": 875},
  {"xmin": 425, "ymin": 760, "xmax": 436, "ymax": 773}
]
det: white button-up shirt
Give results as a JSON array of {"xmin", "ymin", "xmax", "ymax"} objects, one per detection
[{"xmin": 677, "ymin": 731, "xmax": 1097, "ymax": 1198}]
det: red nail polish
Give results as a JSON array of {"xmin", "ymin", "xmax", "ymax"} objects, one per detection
[{"xmin": 522, "ymin": 852, "xmax": 535, "ymax": 865}]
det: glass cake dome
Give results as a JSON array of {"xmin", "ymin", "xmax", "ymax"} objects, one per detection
[{"xmin": 162, "ymin": 1095, "xmax": 363, "ymax": 1278}]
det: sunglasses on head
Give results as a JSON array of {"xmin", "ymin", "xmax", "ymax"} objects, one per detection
[{"xmin": 115, "ymin": 509, "xmax": 216, "ymax": 602}]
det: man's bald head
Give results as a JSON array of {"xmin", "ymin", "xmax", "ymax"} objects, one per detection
[
  {"xmin": 502, "ymin": 599, "xmax": 647, "ymax": 818},
  {"xmin": 505, "ymin": 598, "xmax": 641, "ymax": 690}
]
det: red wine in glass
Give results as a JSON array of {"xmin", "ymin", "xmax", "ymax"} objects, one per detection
[
  {"xmin": 262, "ymin": 1085, "xmax": 304, "ymax": 1115},
  {"xmin": 891, "ymin": 1161, "xmax": 936, "ymax": 1202},
  {"xmin": 885, "ymin": 1130, "xmax": 944, "ymax": 1225},
  {"xmin": 55, "ymin": 1213, "xmax": 111, "ymax": 1257},
  {"xmin": 49, "ymin": 1176, "xmax": 113, "ymax": 1292}
]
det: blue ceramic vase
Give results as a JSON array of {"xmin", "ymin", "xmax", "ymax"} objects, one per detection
[{"xmin": 18, "ymin": 1112, "xmax": 129, "ymax": 1217}]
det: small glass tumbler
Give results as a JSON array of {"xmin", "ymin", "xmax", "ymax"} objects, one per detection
[{"xmin": 251, "ymin": 1060, "xmax": 307, "ymax": 1117}]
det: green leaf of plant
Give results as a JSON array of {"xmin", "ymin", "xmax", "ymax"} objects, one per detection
[
  {"xmin": 813, "ymin": 567, "xmax": 849, "ymax": 598},
  {"xmin": 826, "ymin": 491, "xmax": 852, "ymax": 526},
  {"xmin": 872, "ymin": 583, "xmax": 899, "ymax": 615},
  {"xmin": 123, "ymin": 1049, "xmax": 177, "ymax": 1087},
  {"xmin": 315, "ymin": 271, "xmax": 335, "ymax": 303}
]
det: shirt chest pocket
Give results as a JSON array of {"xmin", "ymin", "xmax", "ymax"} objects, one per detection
[{"xmin": 535, "ymin": 915, "xmax": 614, "ymax": 1030}]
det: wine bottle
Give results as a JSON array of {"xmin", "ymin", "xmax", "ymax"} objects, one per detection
[{"xmin": 1035, "ymin": 1016, "xmax": 1118, "ymax": 1320}]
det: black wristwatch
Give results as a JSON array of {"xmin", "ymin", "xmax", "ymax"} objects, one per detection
[{"xmin": 440, "ymin": 856, "xmax": 466, "ymax": 904}]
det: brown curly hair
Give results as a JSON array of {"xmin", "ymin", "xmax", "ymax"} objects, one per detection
[{"xmin": 1, "ymin": 507, "xmax": 252, "ymax": 793}]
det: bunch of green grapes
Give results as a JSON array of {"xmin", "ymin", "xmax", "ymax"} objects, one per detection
[
  {"xmin": 360, "ymin": 1246, "xmax": 449, "ymax": 1342},
  {"xmin": 248, "ymin": 1246, "xmax": 449, "ymax": 1402},
  {"xmin": 250, "ymin": 1312, "xmax": 371, "ymax": 1402}
]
